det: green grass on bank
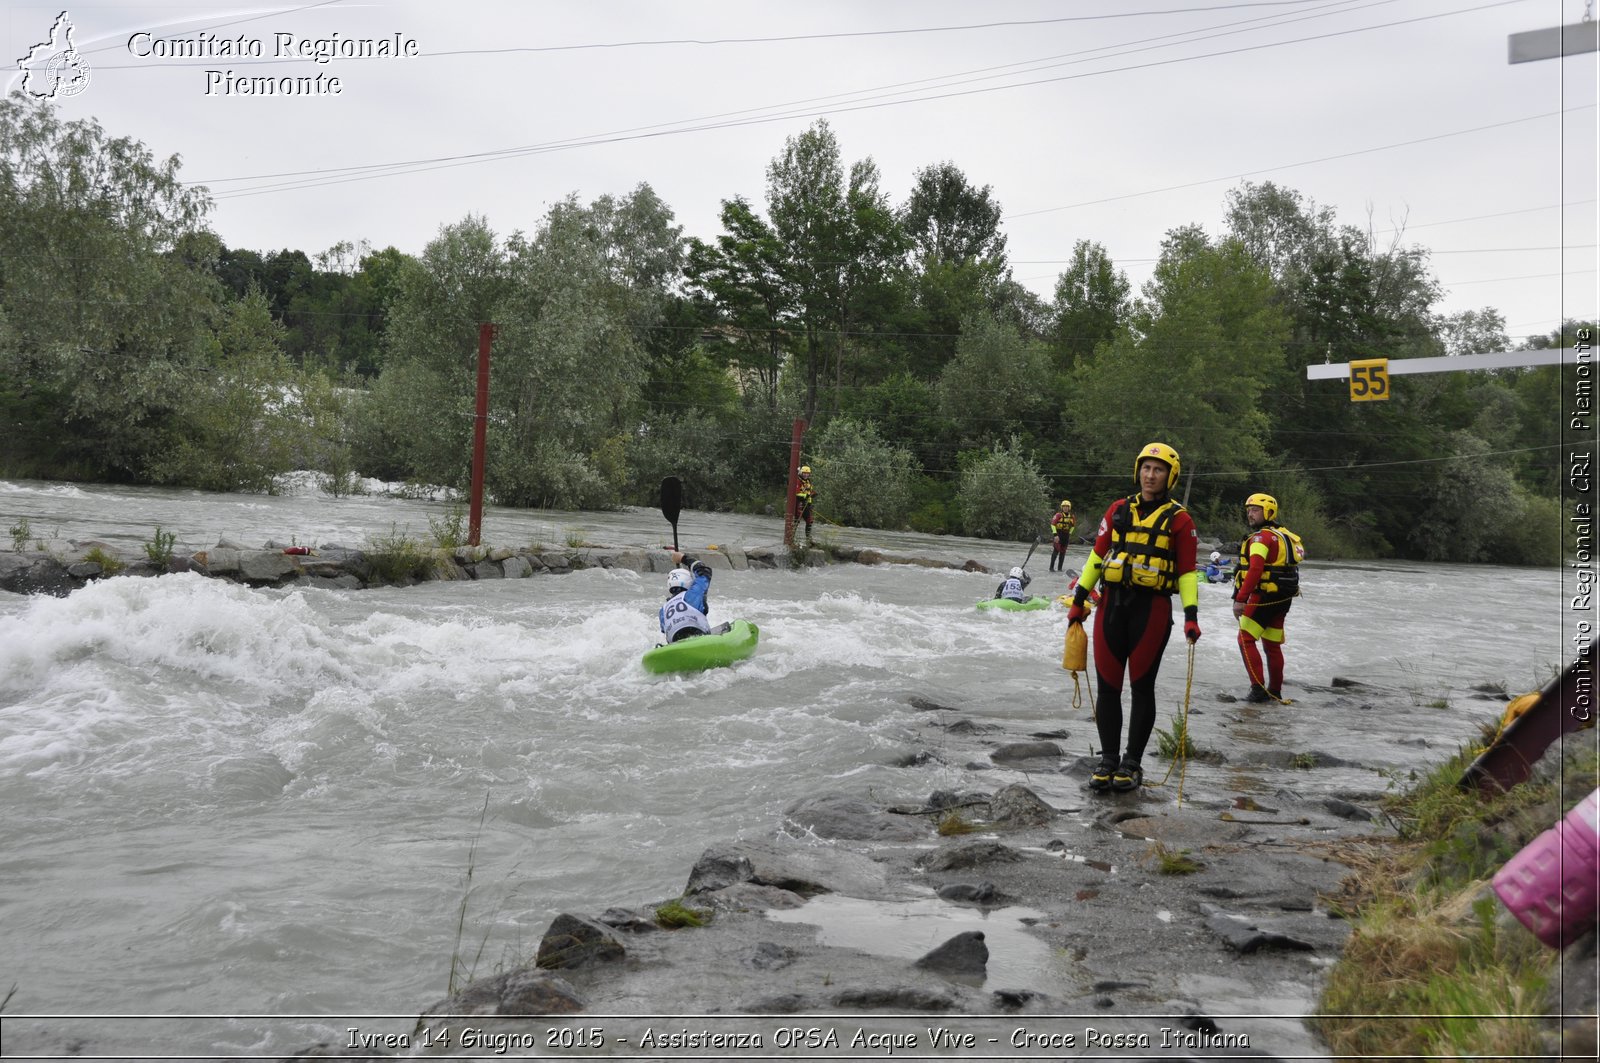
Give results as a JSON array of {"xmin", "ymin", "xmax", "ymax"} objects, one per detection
[{"xmin": 1312, "ymin": 735, "xmax": 1599, "ymax": 1059}]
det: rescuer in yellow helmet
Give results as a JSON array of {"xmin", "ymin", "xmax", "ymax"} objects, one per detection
[{"xmin": 1066, "ymin": 442, "xmax": 1201, "ymax": 794}]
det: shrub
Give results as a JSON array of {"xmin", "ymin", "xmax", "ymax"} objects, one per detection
[
  {"xmin": 428, "ymin": 504, "xmax": 468, "ymax": 549},
  {"xmin": 9, "ymin": 517, "xmax": 29, "ymax": 553},
  {"xmin": 144, "ymin": 526, "xmax": 177, "ymax": 568},
  {"xmin": 957, "ymin": 438, "xmax": 1049, "ymax": 540},
  {"xmin": 807, "ymin": 417, "xmax": 918, "ymax": 530},
  {"xmin": 83, "ymin": 546, "xmax": 124, "ymax": 576},
  {"xmin": 364, "ymin": 525, "xmax": 430, "ymax": 584}
]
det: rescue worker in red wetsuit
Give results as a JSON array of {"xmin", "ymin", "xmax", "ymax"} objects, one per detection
[
  {"xmin": 1048, "ymin": 500, "xmax": 1076, "ymax": 572},
  {"xmin": 1232, "ymin": 492, "xmax": 1301, "ymax": 702},
  {"xmin": 1066, "ymin": 442, "xmax": 1201, "ymax": 793}
]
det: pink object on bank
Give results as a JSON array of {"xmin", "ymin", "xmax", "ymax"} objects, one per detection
[{"xmin": 1492, "ymin": 787, "xmax": 1600, "ymax": 949}]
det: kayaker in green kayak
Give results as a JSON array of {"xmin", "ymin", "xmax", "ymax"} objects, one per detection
[
  {"xmin": 994, "ymin": 565, "xmax": 1033, "ymax": 603},
  {"xmin": 659, "ymin": 550, "xmax": 714, "ymax": 642}
]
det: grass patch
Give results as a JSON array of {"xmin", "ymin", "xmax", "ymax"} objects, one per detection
[
  {"xmin": 1311, "ymin": 742, "xmax": 1599, "ymax": 1059},
  {"xmin": 1155, "ymin": 713, "xmax": 1197, "ymax": 760},
  {"xmin": 428, "ymin": 504, "xmax": 468, "ymax": 550},
  {"xmin": 1291, "ymin": 752, "xmax": 1319, "ymax": 770},
  {"xmin": 937, "ymin": 811, "xmax": 980, "ymax": 836},
  {"xmin": 364, "ymin": 524, "xmax": 431, "ymax": 584},
  {"xmin": 144, "ymin": 526, "xmax": 177, "ymax": 568},
  {"xmin": 1144, "ymin": 842, "xmax": 1203, "ymax": 875},
  {"xmin": 448, "ymin": 795, "xmax": 491, "ymax": 997},
  {"xmin": 9, "ymin": 517, "xmax": 29, "ymax": 553},
  {"xmin": 83, "ymin": 546, "xmax": 124, "ymax": 575},
  {"xmin": 654, "ymin": 899, "xmax": 710, "ymax": 929}
]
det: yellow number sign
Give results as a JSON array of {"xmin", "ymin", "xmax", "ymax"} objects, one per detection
[{"xmin": 1349, "ymin": 358, "xmax": 1390, "ymax": 402}]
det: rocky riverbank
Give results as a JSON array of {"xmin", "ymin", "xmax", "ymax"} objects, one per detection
[
  {"xmin": 279, "ymin": 677, "xmax": 1457, "ymax": 1062},
  {"xmin": 0, "ymin": 536, "xmax": 1004, "ymax": 597}
]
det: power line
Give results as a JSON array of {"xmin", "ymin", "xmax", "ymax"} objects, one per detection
[
  {"xmin": 99, "ymin": 1, "xmax": 1347, "ymax": 68},
  {"xmin": 201, "ymin": 0, "xmax": 1529, "ymax": 202},
  {"xmin": 1004, "ymin": 107, "xmax": 1593, "ymax": 220},
  {"xmin": 186, "ymin": 0, "xmax": 1381, "ymax": 186}
]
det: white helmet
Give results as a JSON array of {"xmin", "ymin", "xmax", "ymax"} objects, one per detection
[
  {"xmin": 667, "ymin": 568, "xmax": 692, "ymax": 593},
  {"xmin": 1210, "ymin": 551, "xmax": 1221, "ymax": 563},
  {"xmin": 1009, "ymin": 566, "xmax": 1024, "ymax": 580}
]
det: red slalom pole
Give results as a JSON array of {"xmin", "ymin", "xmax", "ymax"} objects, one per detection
[
  {"xmin": 468, "ymin": 323, "xmax": 496, "ymax": 547},
  {"xmin": 783, "ymin": 417, "xmax": 807, "ymax": 548}
]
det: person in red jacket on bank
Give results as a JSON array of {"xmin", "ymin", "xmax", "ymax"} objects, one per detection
[
  {"xmin": 1066, "ymin": 442, "xmax": 1201, "ymax": 793},
  {"xmin": 1232, "ymin": 492, "xmax": 1302, "ymax": 703}
]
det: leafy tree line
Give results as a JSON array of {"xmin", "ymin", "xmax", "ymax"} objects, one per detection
[{"xmin": 0, "ymin": 94, "xmax": 1576, "ymax": 563}]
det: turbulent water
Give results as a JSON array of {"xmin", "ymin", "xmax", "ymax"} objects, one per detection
[{"xmin": 0, "ymin": 478, "xmax": 1568, "ymax": 1057}]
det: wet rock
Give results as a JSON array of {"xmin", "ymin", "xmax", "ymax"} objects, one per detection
[
  {"xmin": 914, "ymin": 930, "xmax": 987, "ymax": 977},
  {"xmin": 945, "ymin": 718, "xmax": 997, "ymax": 734},
  {"xmin": 744, "ymin": 942, "xmax": 799, "ymax": 970},
  {"xmin": 990, "ymin": 740, "xmax": 1063, "ymax": 764},
  {"xmin": 782, "ymin": 793, "xmax": 930, "ymax": 842},
  {"xmin": 237, "ymin": 550, "xmax": 298, "ymax": 583},
  {"xmin": 987, "ymin": 784, "xmax": 1056, "ymax": 827},
  {"xmin": 597, "ymin": 907, "xmax": 658, "ymax": 934},
  {"xmin": 535, "ymin": 913, "xmax": 626, "ymax": 969},
  {"xmin": 991, "ymin": 988, "xmax": 1047, "ymax": 1010},
  {"xmin": 1323, "ymin": 797, "xmax": 1375, "ymax": 821},
  {"xmin": 917, "ymin": 840, "xmax": 1025, "ymax": 871},
  {"xmin": 890, "ymin": 750, "xmax": 937, "ymax": 767},
  {"xmin": 0, "ymin": 554, "xmax": 76, "ymax": 596},
  {"xmin": 909, "ymin": 696, "xmax": 960, "ymax": 713},
  {"xmin": 421, "ymin": 965, "xmax": 586, "ymax": 1018},
  {"xmin": 684, "ymin": 838, "xmax": 895, "ymax": 899},
  {"xmin": 698, "ymin": 881, "xmax": 807, "ymax": 911},
  {"xmin": 743, "ymin": 992, "xmax": 810, "ymax": 1013},
  {"xmin": 1203, "ymin": 910, "xmax": 1317, "ymax": 953},
  {"xmin": 936, "ymin": 882, "xmax": 998, "ymax": 905},
  {"xmin": 830, "ymin": 986, "xmax": 956, "ymax": 1010}
]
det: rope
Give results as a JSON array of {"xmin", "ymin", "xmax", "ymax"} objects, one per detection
[{"xmin": 1239, "ymin": 627, "xmax": 1295, "ymax": 705}]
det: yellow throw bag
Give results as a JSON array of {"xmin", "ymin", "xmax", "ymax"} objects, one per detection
[{"xmin": 1062, "ymin": 622, "xmax": 1087, "ymax": 673}]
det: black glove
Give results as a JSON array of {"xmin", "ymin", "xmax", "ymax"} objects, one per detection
[{"xmin": 690, "ymin": 560, "xmax": 712, "ymax": 578}]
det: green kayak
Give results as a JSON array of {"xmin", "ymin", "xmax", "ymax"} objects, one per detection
[
  {"xmin": 975, "ymin": 596, "xmax": 1052, "ymax": 611},
  {"xmin": 642, "ymin": 619, "xmax": 760, "ymax": 674}
]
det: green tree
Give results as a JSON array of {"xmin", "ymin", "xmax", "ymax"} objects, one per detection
[
  {"xmin": 901, "ymin": 161, "xmax": 1007, "ymax": 266},
  {"xmin": 808, "ymin": 416, "xmax": 918, "ymax": 529},
  {"xmin": 937, "ymin": 312, "xmax": 1052, "ymax": 448},
  {"xmin": 1050, "ymin": 239, "xmax": 1130, "ymax": 369},
  {"xmin": 1070, "ymin": 226, "xmax": 1289, "ymax": 485},
  {"xmin": 0, "ymin": 91, "xmax": 218, "ymax": 480},
  {"xmin": 685, "ymin": 196, "xmax": 793, "ymax": 406},
  {"xmin": 1436, "ymin": 307, "xmax": 1509, "ymax": 357},
  {"xmin": 150, "ymin": 289, "xmax": 300, "ymax": 492},
  {"xmin": 957, "ymin": 438, "xmax": 1050, "ymax": 540}
]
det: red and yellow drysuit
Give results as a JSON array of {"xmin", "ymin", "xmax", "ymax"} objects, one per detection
[
  {"xmin": 1233, "ymin": 526, "xmax": 1298, "ymax": 697},
  {"xmin": 1072, "ymin": 493, "xmax": 1200, "ymax": 763}
]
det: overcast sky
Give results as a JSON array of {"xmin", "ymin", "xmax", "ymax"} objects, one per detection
[{"xmin": 6, "ymin": 0, "xmax": 1596, "ymax": 346}]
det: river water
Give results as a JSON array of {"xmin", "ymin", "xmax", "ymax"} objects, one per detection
[{"xmin": 0, "ymin": 478, "xmax": 1570, "ymax": 1059}]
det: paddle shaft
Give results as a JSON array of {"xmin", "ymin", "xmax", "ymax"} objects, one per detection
[{"xmin": 1020, "ymin": 536, "xmax": 1040, "ymax": 571}]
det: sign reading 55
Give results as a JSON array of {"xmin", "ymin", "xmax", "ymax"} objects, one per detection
[{"xmin": 1348, "ymin": 358, "xmax": 1390, "ymax": 402}]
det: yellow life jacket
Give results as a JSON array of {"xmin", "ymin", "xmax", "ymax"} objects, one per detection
[
  {"xmin": 1234, "ymin": 525, "xmax": 1301, "ymax": 602},
  {"xmin": 1100, "ymin": 496, "xmax": 1185, "ymax": 593}
]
